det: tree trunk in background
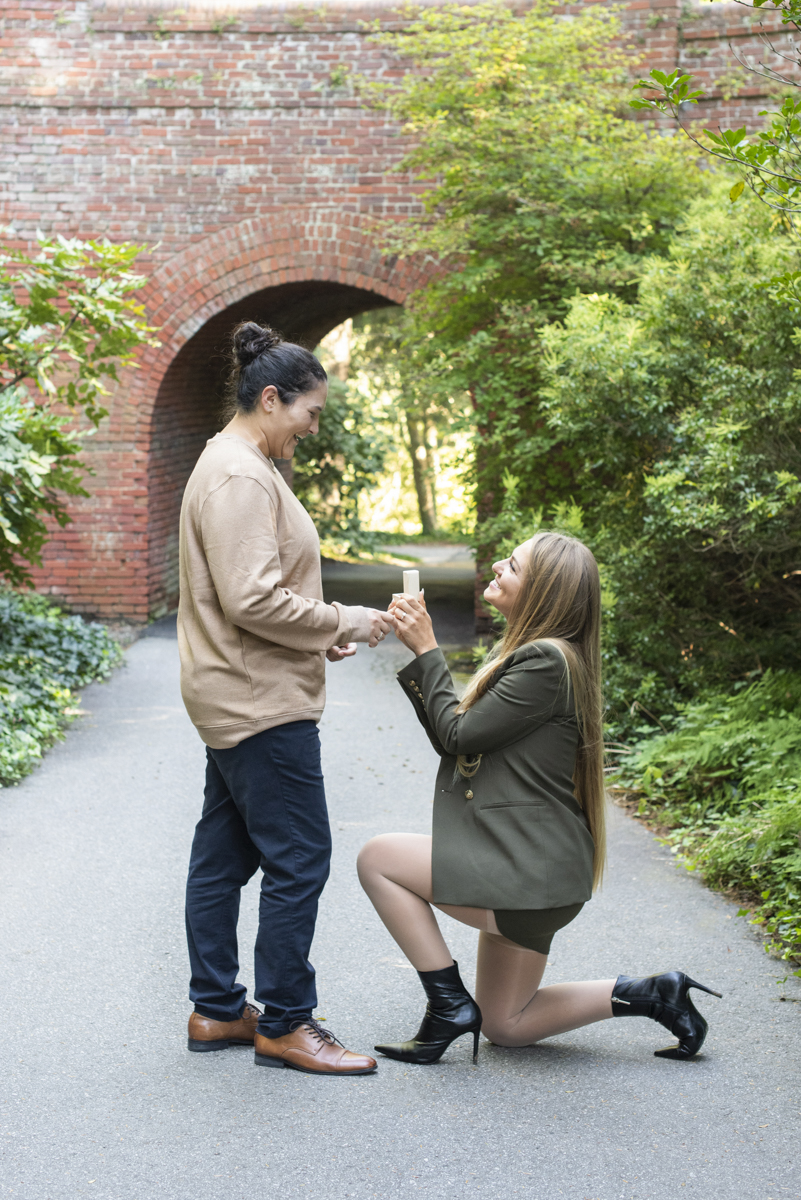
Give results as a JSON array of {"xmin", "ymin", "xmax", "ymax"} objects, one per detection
[{"xmin": 405, "ymin": 410, "xmax": 438, "ymax": 535}]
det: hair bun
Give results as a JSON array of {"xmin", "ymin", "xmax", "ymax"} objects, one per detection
[{"xmin": 232, "ymin": 322, "xmax": 282, "ymax": 367}]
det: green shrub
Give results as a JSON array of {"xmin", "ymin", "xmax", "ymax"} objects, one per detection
[
  {"xmin": 617, "ymin": 670, "xmax": 801, "ymax": 966},
  {"xmin": 293, "ymin": 375, "xmax": 388, "ymax": 552},
  {"xmin": 540, "ymin": 193, "xmax": 801, "ymax": 732},
  {"xmin": 0, "ymin": 589, "xmax": 122, "ymax": 785},
  {"xmin": 366, "ymin": 0, "xmax": 706, "ymax": 571},
  {"xmin": 0, "ymin": 232, "xmax": 158, "ymax": 583}
]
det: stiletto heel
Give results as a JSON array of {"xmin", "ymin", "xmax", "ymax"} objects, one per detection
[
  {"xmin": 684, "ymin": 976, "xmax": 723, "ymax": 999},
  {"xmin": 375, "ymin": 960, "xmax": 482, "ymax": 1066},
  {"xmin": 612, "ymin": 970, "xmax": 722, "ymax": 1059}
]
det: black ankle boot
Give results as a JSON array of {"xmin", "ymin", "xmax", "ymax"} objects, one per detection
[
  {"xmin": 612, "ymin": 970, "xmax": 722, "ymax": 1059},
  {"xmin": 374, "ymin": 960, "xmax": 482, "ymax": 1065}
]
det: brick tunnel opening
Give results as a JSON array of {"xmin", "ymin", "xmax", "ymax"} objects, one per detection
[{"xmin": 148, "ymin": 280, "xmax": 397, "ymax": 616}]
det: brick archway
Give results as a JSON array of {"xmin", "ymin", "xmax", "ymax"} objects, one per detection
[
  {"xmin": 10, "ymin": 0, "xmax": 768, "ymax": 620},
  {"xmin": 133, "ymin": 208, "xmax": 430, "ymax": 415},
  {"xmin": 31, "ymin": 210, "xmax": 433, "ymax": 620}
]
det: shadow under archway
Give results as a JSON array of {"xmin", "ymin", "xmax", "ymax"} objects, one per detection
[{"xmin": 148, "ymin": 280, "xmax": 397, "ymax": 616}]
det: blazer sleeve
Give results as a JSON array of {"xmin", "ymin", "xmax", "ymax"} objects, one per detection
[
  {"xmin": 397, "ymin": 655, "xmax": 449, "ymax": 757},
  {"xmin": 397, "ymin": 644, "xmax": 570, "ymax": 757}
]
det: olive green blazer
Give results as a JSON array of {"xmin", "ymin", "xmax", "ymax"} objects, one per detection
[{"xmin": 397, "ymin": 642, "xmax": 594, "ymax": 911}]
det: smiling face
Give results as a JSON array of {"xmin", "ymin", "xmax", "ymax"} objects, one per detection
[
  {"xmin": 260, "ymin": 380, "xmax": 328, "ymax": 459},
  {"xmin": 484, "ymin": 540, "xmax": 532, "ymax": 618}
]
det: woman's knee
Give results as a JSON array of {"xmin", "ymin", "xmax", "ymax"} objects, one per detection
[
  {"xmin": 357, "ymin": 832, "xmax": 431, "ymax": 896},
  {"xmin": 480, "ymin": 1015, "xmax": 517, "ymax": 1047},
  {"xmin": 356, "ymin": 834, "xmax": 393, "ymax": 886},
  {"xmin": 480, "ymin": 1014, "xmax": 532, "ymax": 1047}
]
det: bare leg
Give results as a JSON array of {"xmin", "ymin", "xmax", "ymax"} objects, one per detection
[
  {"xmin": 476, "ymin": 931, "xmax": 615, "ymax": 1047},
  {"xmin": 358, "ymin": 833, "xmax": 615, "ymax": 1047},
  {"xmin": 357, "ymin": 833, "xmax": 493, "ymax": 972}
]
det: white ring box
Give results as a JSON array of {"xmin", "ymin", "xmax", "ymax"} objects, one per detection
[
  {"xmin": 403, "ymin": 570, "xmax": 420, "ymax": 596},
  {"xmin": 393, "ymin": 569, "xmax": 422, "ymax": 603}
]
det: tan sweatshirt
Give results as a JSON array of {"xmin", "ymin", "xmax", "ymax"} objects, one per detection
[{"xmin": 177, "ymin": 433, "xmax": 373, "ymax": 748}]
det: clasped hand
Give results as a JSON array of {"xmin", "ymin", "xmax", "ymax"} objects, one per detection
[
  {"xmin": 389, "ymin": 594, "xmax": 438, "ymax": 657},
  {"xmin": 326, "ymin": 607, "xmax": 397, "ymax": 662}
]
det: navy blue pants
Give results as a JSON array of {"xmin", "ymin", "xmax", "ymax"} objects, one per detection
[{"xmin": 185, "ymin": 720, "xmax": 332, "ymax": 1038}]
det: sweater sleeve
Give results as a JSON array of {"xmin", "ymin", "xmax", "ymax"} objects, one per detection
[
  {"xmin": 397, "ymin": 644, "xmax": 570, "ymax": 756},
  {"xmin": 200, "ymin": 474, "xmax": 372, "ymax": 650}
]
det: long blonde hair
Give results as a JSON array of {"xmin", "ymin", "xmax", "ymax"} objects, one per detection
[{"xmin": 457, "ymin": 531, "xmax": 606, "ymax": 890}]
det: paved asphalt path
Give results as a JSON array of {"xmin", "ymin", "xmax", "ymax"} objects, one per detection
[
  {"xmin": 320, "ymin": 543, "xmax": 478, "ymax": 645},
  {"xmin": 1, "ymin": 631, "xmax": 800, "ymax": 1200}
]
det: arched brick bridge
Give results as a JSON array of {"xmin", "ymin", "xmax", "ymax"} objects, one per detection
[{"xmin": 0, "ymin": 0, "xmax": 780, "ymax": 619}]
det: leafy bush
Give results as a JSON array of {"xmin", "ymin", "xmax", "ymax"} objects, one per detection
[
  {"xmin": 616, "ymin": 671, "xmax": 801, "ymax": 966},
  {"xmin": 539, "ymin": 192, "xmax": 801, "ymax": 729},
  {"xmin": 293, "ymin": 375, "xmax": 388, "ymax": 552},
  {"xmin": 0, "ymin": 231, "xmax": 157, "ymax": 582},
  {"xmin": 0, "ymin": 589, "xmax": 122, "ymax": 785},
  {"xmin": 1, "ymin": 232, "xmax": 157, "ymax": 425},
  {"xmin": 0, "ymin": 387, "xmax": 87, "ymax": 585},
  {"xmin": 367, "ymin": 0, "xmax": 706, "ymax": 568},
  {"xmin": 633, "ymin": 61, "xmax": 801, "ymax": 313}
]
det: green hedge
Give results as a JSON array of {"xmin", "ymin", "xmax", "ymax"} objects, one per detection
[
  {"xmin": 0, "ymin": 590, "xmax": 122, "ymax": 785},
  {"xmin": 615, "ymin": 670, "xmax": 801, "ymax": 969}
]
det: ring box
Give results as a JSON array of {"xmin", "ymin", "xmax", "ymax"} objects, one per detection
[
  {"xmin": 393, "ymin": 569, "xmax": 422, "ymax": 603},
  {"xmin": 403, "ymin": 570, "xmax": 420, "ymax": 596}
]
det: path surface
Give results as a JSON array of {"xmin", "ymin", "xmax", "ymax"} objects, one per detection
[
  {"xmin": 321, "ymin": 542, "xmax": 478, "ymax": 646},
  {"xmin": 1, "ymin": 631, "xmax": 799, "ymax": 1200}
]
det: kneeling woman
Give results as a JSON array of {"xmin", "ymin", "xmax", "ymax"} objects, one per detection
[{"xmin": 358, "ymin": 532, "xmax": 720, "ymax": 1064}]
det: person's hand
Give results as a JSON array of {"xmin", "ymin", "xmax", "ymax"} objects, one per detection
[
  {"xmin": 326, "ymin": 642, "xmax": 357, "ymax": 663},
  {"xmin": 390, "ymin": 595, "xmax": 438, "ymax": 656},
  {"xmin": 366, "ymin": 609, "xmax": 396, "ymax": 649}
]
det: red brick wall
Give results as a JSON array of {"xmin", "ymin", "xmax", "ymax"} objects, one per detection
[{"xmin": 0, "ymin": 0, "xmax": 793, "ymax": 618}]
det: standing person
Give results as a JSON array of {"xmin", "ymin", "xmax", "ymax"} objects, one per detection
[
  {"xmin": 180, "ymin": 321, "xmax": 393, "ymax": 1076},
  {"xmin": 357, "ymin": 532, "xmax": 721, "ymax": 1064}
]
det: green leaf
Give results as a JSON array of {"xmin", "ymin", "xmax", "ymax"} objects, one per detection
[
  {"xmin": 730, "ymin": 180, "xmax": 745, "ymax": 202},
  {"xmin": 0, "ymin": 232, "xmax": 158, "ymax": 577},
  {"xmin": 0, "ymin": 588, "xmax": 122, "ymax": 785}
]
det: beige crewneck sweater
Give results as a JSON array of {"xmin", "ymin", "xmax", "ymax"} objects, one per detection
[{"xmin": 177, "ymin": 433, "xmax": 373, "ymax": 749}]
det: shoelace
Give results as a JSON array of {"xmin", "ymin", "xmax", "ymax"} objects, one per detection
[{"xmin": 289, "ymin": 1016, "xmax": 344, "ymax": 1048}]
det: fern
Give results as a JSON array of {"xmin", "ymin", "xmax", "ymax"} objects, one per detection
[{"xmin": 617, "ymin": 671, "xmax": 801, "ymax": 966}]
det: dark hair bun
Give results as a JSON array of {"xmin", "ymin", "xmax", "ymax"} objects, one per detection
[
  {"xmin": 232, "ymin": 322, "xmax": 282, "ymax": 368},
  {"xmin": 223, "ymin": 320, "xmax": 327, "ymax": 419}
]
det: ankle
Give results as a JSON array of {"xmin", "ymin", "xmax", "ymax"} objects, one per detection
[
  {"xmin": 417, "ymin": 958, "xmax": 456, "ymax": 981},
  {"xmin": 417, "ymin": 961, "xmax": 473, "ymax": 1010}
]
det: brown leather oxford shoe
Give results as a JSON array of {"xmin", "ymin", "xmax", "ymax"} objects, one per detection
[
  {"xmin": 187, "ymin": 1002, "xmax": 261, "ymax": 1052},
  {"xmin": 254, "ymin": 1018, "xmax": 377, "ymax": 1075}
]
